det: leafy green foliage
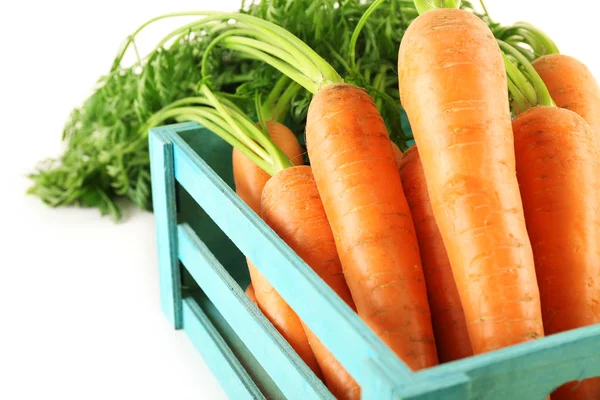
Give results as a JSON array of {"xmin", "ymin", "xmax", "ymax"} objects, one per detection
[
  {"xmin": 28, "ymin": 25, "xmax": 254, "ymax": 220},
  {"xmin": 28, "ymin": 0, "xmax": 505, "ymax": 220}
]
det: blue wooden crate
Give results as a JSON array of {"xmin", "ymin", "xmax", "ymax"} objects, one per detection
[{"xmin": 149, "ymin": 121, "xmax": 600, "ymax": 400}]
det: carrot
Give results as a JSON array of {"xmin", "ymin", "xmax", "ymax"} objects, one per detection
[
  {"xmin": 262, "ymin": 166, "xmax": 360, "ymax": 400},
  {"xmin": 499, "ymin": 41, "xmax": 600, "ymax": 400},
  {"xmin": 200, "ymin": 10, "xmax": 438, "ymax": 369},
  {"xmin": 532, "ymin": 54, "xmax": 600, "ymax": 141},
  {"xmin": 306, "ymin": 83, "xmax": 437, "ymax": 369},
  {"xmin": 391, "ymin": 141, "xmax": 403, "ymax": 168},
  {"xmin": 398, "ymin": 6, "xmax": 544, "ymax": 354},
  {"xmin": 232, "ymin": 120, "xmax": 323, "ymax": 378},
  {"xmin": 144, "ymin": 86, "xmax": 327, "ymax": 377},
  {"xmin": 163, "ymin": 83, "xmax": 360, "ymax": 396},
  {"xmin": 245, "ymin": 283, "xmax": 257, "ymax": 306},
  {"xmin": 398, "ymin": 146, "xmax": 473, "ymax": 363},
  {"xmin": 513, "ymin": 106, "xmax": 600, "ymax": 400},
  {"xmin": 232, "ymin": 120, "xmax": 304, "ymax": 214},
  {"xmin": 248, "ymin": 261, "xmax": 323, "ymax": 377}
]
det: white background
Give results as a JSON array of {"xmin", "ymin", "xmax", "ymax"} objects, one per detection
[{"xmin": 1, "ymin": 1, "xmax": 598, "ymax": 399}]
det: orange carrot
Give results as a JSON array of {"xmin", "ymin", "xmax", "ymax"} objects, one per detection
[
  {"xmin": 232, "ymin": 121, "xmax": 323, "ymax": 377},
  {"xmin": 245, "ymin": 283, "xmax": 257, "ymax": 306},
  {"xmin": 391, "ymin": 141, "xmax": 403, "ymax": 168},
  {"xmin": 203, "ymin": 10, "xmax": 437, "ymax": 370},
  {"xmin": 513, "ymin": 106, "xmax": 600, "ymax": 400},
  {"xmin": 262, "ymin": 166, "xmax": 360, "ymax": 400},
  {"xmin": 398, "ymin": 8, "xmax": 544, "ymax": 354},
  {"xmin": 233, "ymin": 121, "xmax": 304, "ymax": 214},
  {"xmin": 533, "ymin": 54, "xmax": 600, "ymax": 141},
  {"xmin": 233, "ymin": 119, "xmax": 359, "ymax": 395},
  {"xmin": 398, "ymin": 146, "xmax": 473, "ymax": 363},
  {"xmin": 307, "ymin": 83, "xmax": 438, "ymax": 370}
]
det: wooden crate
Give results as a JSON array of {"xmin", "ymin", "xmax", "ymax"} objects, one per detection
[{"xmin": 149, "ymin": 121, "xmax": 600, "ymax": 399}]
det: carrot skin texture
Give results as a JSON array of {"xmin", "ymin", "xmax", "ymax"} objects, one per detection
[
  {"xmin": 399, "ymin": 146, "xmax": 473, "ymax": 363},
  {"xmin": 513, "ymin": 107, "xmax": 600, "ymax": 400},
  {"xmin": 233, "ymin": 122, "xmax": 323, "ymax": 377},
  {"xmin": 233, "ymin": 121, "xmax": 304, "ymax": 214},
  {"xmin": 398, "ymin": 8, "xmax": 544, "ymax": 354},
  {"xmin": 533, "ymin": 54, "xmax": 600, "ymax": 141},
  {"xmin": 391, "ymin": 141, "xmax": 403, "ymax": 168},
  {"xmin": 306, "ymin": 83, "xmax": 438, "ymax": 370},
  {"xmin": 262, "ymin": 166, "xmax": 360, "ymax": 399},
  {"xmin": 248, "ymin": 263, "xmax": 322, "ymax": 376}
]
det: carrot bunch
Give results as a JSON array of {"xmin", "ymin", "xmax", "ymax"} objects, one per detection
[
  {"xmin": 499, "ymin": 40, "xmax": 600, "ymax": 400},
  {"xmin": 143, "ymin": 2, "xmax": 600, "ymax": 398}
]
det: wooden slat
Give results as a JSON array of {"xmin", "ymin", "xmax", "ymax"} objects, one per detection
[
  {"xmin": 406, "ymin": 324, "xmax": 600, "ymax": 399},
  {"xmin": 181, "ymin": 297, "xmax": 265, "ymax": 400},
  {"xmin": 149, "ymin": 128, "xmax": 182, "ymax": 329},
  {"xmin": 178, "ymin": 223, "xmax": 333, "ymax": 399},
  {"xmin": 167, "ymin": 127, "xmax": 412, "ymax": 391}
]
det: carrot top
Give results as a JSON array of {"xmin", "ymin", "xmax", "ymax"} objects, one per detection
[
  {"xmin": 413, "ymin": 0, "xmax": 462, "ymax": 14},
  {"xmin": 145, "ymin": 84, "xmax": 294, "ymax": 176},
  {"xmin": 499, "ymin": 40, "xmax": 555, "ymax": 114},
  {"xmin": 495, "ymin": 22, "xmax": 559, "ymax": 61}
]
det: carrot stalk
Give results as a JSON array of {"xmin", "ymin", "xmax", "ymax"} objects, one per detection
[{"xmin": 399, "ymin": 6, "xmax": 544, "ymax": 354}]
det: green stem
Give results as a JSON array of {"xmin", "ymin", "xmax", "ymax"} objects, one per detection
[
  {"xmin": 113, "ymin": 11, "xmax": 221, "ymax": 68},
  {"xmin": 197, "ymin": 12, "xmax": 343, "ymax": 94},
  {"xmin": 223, "ymin": 41, "xmax": 319, "ymax": 93},
  {"xmin": 270, "ymin": 82, "xmax": 302, "ymax": 124},
  {"xmin": 145, "ymin": 97, "xmax": 270, "ymax": 162},
  {"xmin": 229, "ymin": 13, "xmax": 341, "ymax": 83},
  {"xmin": 511, "ymin": 22, "xmax": 559, "ymax": 56},
  {"xmin": 325, "ymin": 44, "xmax": 352, "ymax": 75},
  {"xmin": 400, "ymin": 7, "xmax": 420, "ymax": 19},
  {"xmin": 148, "ymin": 106, "xmax": 274, "ymax": 174},
  {"xmin": 372, "ymin": 65, "xmax": 389, "ymax": 111},
  {"xmin": 496, "ymin": 23, "xmax": 559, "ymax": 59},
  {"xmin": 506, "ymin": 76, "xmax": 530, "ymax": 113},
  {"xmin": 349, "ymin": 0, "xmax": 386, "ymax": 73},
  {"xmin": 504, "ymin": 40, "xmax": 535, "ymax": 62},
  {"xmin": 414, "ymin": 0, "xmax": 462, "ymax": 15},
  {"xmin": 179, "ymin": 112, "xmax": 275, "ymax": 175},
  {"xmin": 499, "ymin": 40, "xmax": 554, "ymax": 109},
  {"xmin": 478, "ymin": 0, "xmax": 493, "ymax": 23},
  {"xmin": 255, "ymin": 93, "xmax": 269, "ymax": 134},
  {"xmin": 228, "ymin": 36, "xmax": 322, "ymax": 80},
  {"xmin": 502, "ymin": 53, "xmax": 537, "ymax": 108},
  {"xmin": 200, "ymin": 85, "xmax": 294, "ymax": 173},
  {"xmin": 199, "ymin": 86, "xmax": 270, "ymax": 160},
  {"xmin": 261, "ymin": 75, "xmax": 291, "ymax": 122}
]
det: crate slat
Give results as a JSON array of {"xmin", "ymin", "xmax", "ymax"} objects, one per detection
[
  {"xmin": 169, "ymin": 128, "xmax": 413, "ymax": 388},
  {"xmin": 178, "ymin": 223, "xmax": 333, "ymax": 399},
  {"xmin": 182, "ymin": 297, "xmax": 265, "ymax": 399},
  {"xmin": 406, "ymin": 323, "xmax": 600, "ymax": 399},
  {"xmin": 149, "ymin": 128, "xmax": 182, "ymax": 329},
  {"xmin": 149, "ymin": 122, "xmax": 600, "ymax": 399}
]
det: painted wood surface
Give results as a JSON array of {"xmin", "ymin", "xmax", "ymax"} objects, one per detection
[
  {"xmin": 169, "ymin": 126, "xmax": 413, "ymax": 387},
  {"xmin": 182, "ymin": 297, "xmax": 265, "ymax": 399},
  {"xmin": 149, "ymin": 128, "xmax": 182, "ymax": 329},
  {"xmin": 179, "ymin": 223, "xmax": 332, "ymax": 399}
]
